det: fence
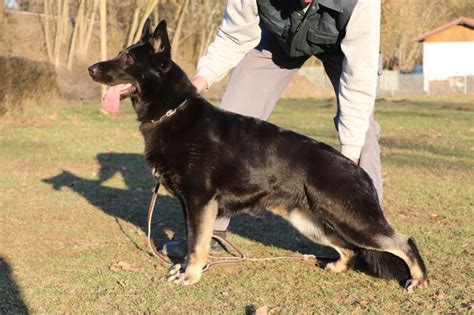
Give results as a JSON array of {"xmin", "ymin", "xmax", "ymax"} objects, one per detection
[{"xmin": 299, "ymin": 67, "xmax": 474, "ymax": 96}]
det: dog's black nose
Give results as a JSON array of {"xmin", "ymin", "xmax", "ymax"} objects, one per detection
[{"xmin": 88, "ymin": 64, "xmax": 102, "ymax": 77}]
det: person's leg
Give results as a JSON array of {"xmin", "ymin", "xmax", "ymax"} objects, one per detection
[
  {"xmin": 359, "ymin": 115, "xmax": 383, "ymax": 202},
  {"xmin": 214, "ymin": 31, "xmax": 308, "ymax": 232},
  {"xmin": 318, "ymin": 52, "xmax": 383, "ymax": 202}
]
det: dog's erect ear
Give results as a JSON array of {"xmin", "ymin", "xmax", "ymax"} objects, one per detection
[
  {"xmin": 140, "ymin": 18, "xmax": 153, "ymax": 43},
  {"xmin": 152, "ymin": 20, "xmax": 171, "ymax": 56}
]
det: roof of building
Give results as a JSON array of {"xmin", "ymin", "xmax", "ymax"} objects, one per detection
[{"xmin": 415, "ymin": 16, "xmax": 474, "ymax": 42}]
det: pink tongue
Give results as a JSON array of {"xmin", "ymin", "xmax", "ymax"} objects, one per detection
[{"xmin": 102, "ymin": 85, "xmax": 122, "ymax": 113}]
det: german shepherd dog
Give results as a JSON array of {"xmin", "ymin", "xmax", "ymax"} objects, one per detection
[{"xmin": 89, "ymin": 19, "xmax": 428, "ymax": 291}]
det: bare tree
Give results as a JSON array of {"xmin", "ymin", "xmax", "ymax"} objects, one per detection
[
  {"xmin": 126, "ymin": 0, "xmax": 160, "ymax": 46},
  {"xmin": 133, "ymin": 0, "xmax": 160, "ymax": 43},
  {"xmin": 196, "ymin": 0, "xmax": 220, "ymax": 61},
  {"xmin": 67, "ymin": 0, "xmax": 86, "ymax": 69},
  {"xmin": 449, "ymin": 0, "xmax": 474, "ymax": 17},
  {"xmin": 171, "ymin": 0, "xmax": 189, "ymax": 58},
  {"xmin": 41, "ymin": 0, "xmax": 70, "ymax": 67},
  {"xmin": 381, "ymin": 0, "xmax": 453, "ymax": 71},
  {"xmin": 53, "ymin": 0, "xmax": 69, "ymax": 66},
  {"xmin": 100, "ymin": 0, "xmax": 107, "ymax": 94},
  {"xmin": 0, "ymin": 1, "xmax": 4, "ymax": 26},
  {"xmin": 80, "ymin": 0, "xmax": 99, "ymax": 55}
]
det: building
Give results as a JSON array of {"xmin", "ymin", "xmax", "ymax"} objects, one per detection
[{"xmin": 415, "ymin": 17, "xmax": 474, "ymax": 93}]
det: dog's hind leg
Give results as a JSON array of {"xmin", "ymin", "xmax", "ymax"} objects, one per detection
[
  {"xmin": 168, "ymin": 196, "xmax": 218, "ymax": 285},
  {"xmin": 279, "ymin": 208, "xmax": 357, "ymax": 273},
  {"xmin": 331, "ymin": 217, "xmax": 428, "ymax": 291},
  {"xmin": 375, "ymin": 233, "xmax": 429, "ymax": 292},
  {"xmin": 324, "ymin": 246, "xmax": 356, "ymax": 273}
]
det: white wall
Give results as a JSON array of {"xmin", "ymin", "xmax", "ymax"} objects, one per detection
[{"xmin": 423, "ymin": 42, "xmax": 474, "ymax": 91}]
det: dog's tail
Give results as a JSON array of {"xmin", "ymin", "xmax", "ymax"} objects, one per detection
[{"xmin": 357, "ymin": 249, "xmax": 410, "ymax": 281}]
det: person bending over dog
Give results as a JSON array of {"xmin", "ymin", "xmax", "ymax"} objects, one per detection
[{"xmin": 110, "ymin": 0, "xmax": 382, "ymax": 248}]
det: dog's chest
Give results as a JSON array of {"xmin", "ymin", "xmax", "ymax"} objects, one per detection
[
  {"xmin": 143, "ymin": 139, "xmax": 184, "ymax": 196},
  {"xmin": 150, "ymin": 162, "xmax": 182, "ymax": 196}
]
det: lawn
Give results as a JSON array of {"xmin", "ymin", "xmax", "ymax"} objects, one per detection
[{"xmin": 0, "ymin": 96, "xmax": 473, "ymax": 313}]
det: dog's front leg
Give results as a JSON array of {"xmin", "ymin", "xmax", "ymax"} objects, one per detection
[{"xmin": 168, "ymin": 197, "xmax": 218, "ymax": 285}]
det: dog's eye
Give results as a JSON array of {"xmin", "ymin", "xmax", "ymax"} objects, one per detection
[{"xmin": 123, "ymin": 53, "xmax": 135, "ymax": 65}]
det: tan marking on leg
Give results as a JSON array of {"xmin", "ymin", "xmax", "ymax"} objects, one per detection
[
  {"xmin": 325, "ymin": 247, "xmax": 356, "ymax": 273},
  {"xmin": 385, "ymin": 247, "xmax": 429, "ymax": 292},
  {"xmin": 181, "ymin": 198, "xmax": 218, "ymax": 285},
  {"xmin": 286, "ymin": 208, "xmax": 333, "ymax": 246},
  {"xmin": 377, "ymin": 233, "xmax": 428, "ymax": 289},
  {"xmin": 385, "ymin": 248, "xmax": 425, "ymax": 281},
  {"xmin": 268, "ymin": 207, "xmax": 357, "ymax": 273},
  {"xmin": 168, "ymin": 198, "xmax": 218, "ymax": 285},
  {"xmin": 266, "ymin": 205, "xmax": 290, "ymax": 218}
]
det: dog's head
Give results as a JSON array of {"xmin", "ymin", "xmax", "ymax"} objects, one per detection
[{"xmin": 88, "ymin": 19, "xmax": 172, "ymax": 95}]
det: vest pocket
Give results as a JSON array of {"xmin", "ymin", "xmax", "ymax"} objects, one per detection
[
  {"xmin": 306, "ymin": 25, "xmax": 338, "ymax": 55},
  {"xmin": 307, "ymin": 27, "xmax": 338, "ymax": 45}
]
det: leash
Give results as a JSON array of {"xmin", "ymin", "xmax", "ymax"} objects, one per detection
[
  {"xmin": 146, "ymin": 183, "xmax": 173, "ymax": 267},
  {"xmin": 146, "ymin": 183, "xmax": 317, "ymax": 272}
]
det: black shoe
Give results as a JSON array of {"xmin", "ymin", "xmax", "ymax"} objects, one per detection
[
  {"xmin": 162, "ymin": 237, "xmax": 187, "ymax": 260},
  {"xmin": 210, "ymin": 230, "xmax": 227, "ymax": 252}
]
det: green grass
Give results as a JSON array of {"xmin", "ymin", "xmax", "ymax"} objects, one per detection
[{"xmin": 0, "ymin": 96, "xmax": 473, "ymax": 313}]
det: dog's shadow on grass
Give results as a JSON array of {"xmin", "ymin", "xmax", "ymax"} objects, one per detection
[{"xmin": 42, "ymin": 152, "xmax": 337, "ymax": 260}]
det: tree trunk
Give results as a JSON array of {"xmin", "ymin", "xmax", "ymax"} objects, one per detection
[
  {"xmin": 153, "ymin": 3, "xmax": 159, "ymax": 25},
  {"xmin": 0, "ymin": 0, "xmax": 4, "ymax": 26},
  {"xmin": 171, "ymin": 0, "xmax": 189, "ymax": 59},
  {"xmin": 78, "ymin": 0, "xmax": 87, "ymax": 50},
  {"xmin": 133, "ymin": 0, "xmax": 160, "ymax": 43},
  {"xmin": 100, "ymin": 0, "xmax": 107, "ymax": 94},
  {"xmin": 52, "ymin": 0, "xmax": 64, "ymax": 66},
  {"xmin": 127, "ymin": 4, "xmax": 142, "ymax": 46},
  {"xmin": 42, "ymin": 0, "xmax": 53, "ymax": 62},
  {"xmin": 67, "ymin": 0, "xmax": 85, "ymax": 70},
  {"xmin": 81, "ymin": 0, "xmax": 99, "ymax": 55}
]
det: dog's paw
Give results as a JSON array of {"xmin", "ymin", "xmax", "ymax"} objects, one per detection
[
  {"xmin": 167, "ymin": 269, "xmax": 202, "ymax": 285},
  {"xmin": 405, "ymin": 278, "xmax": 429, "ymax": 293},
  {"xmin": 167, "ymin": 264, "xmax": 202, "ymax": 285},
  {"xmin": 324, "ymin": 260, "xmax": 348, "ymax": 273},
  {"xmin": 168, "ymin": 263, "xmax": 184, "ymax": 277}
]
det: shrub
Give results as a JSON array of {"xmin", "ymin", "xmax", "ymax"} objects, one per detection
[{"xmin": 0, "ymin": 56, "xmax": 60, "ymax": 115}]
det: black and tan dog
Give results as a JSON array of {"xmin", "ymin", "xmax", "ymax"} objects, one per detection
[{"xmin": 89, "ymin": 19, "xmax": 428, "ymax": 291}]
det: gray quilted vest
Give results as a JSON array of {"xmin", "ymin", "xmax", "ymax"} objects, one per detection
[{"xmin": 257, "ymin": 0, "xmax": 358, "ymax": 57}]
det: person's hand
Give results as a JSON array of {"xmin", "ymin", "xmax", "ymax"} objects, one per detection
[{"xmin": 191, "ymin": 76, "xmax": 208, "ymax": 94}]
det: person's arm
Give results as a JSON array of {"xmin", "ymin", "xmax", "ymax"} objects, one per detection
[
  {"xmin": 338, "ymin": 0, "xmax": 381, "ymax": 162},
  {"xmin": 193, "ymin": 0, "xmax": 261, "ymax": 92}
]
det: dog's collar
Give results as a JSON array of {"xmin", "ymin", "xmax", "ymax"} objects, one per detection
[{"xmin": 144, "ymin": 99, "xmax": 188, "ymax": 126}]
